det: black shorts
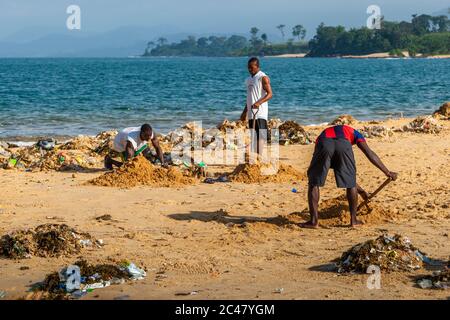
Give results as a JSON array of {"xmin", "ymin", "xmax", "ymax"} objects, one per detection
[
  {"xmin": 307, "ymin": 138, "xmax": 356, "ymax": 188},
  {"xmin": 248, "ymin": 119, "xmax": 268, "ymax": 140}
]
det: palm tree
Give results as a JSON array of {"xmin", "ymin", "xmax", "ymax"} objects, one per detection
[
  {"xmin": 250, "ymin": 27, "xmax": 260, "ymax": 40},
  {"xmin": 157, "ymin": 37, "xmax": 168, "ymax": 46},
  {"xmin": 277, "ymin": 24, "xmax": 286, "ymax": 40},
  {"xmin": 261, "ymin": 33, "xmax": 268, "ymax": 45},
  {"xmin": 292, "ymin": 25, "xmax": 306, "ymax": 41}
]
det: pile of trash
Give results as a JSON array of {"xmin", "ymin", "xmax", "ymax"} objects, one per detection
[
  {"xmin": 0, "ymin": 224, "xmax": 97, "ymax": 259},
  {"xmin": 2, "ymin": 131, "xmax": 117, "ymax": 172},
  {"xmin": 88, "ymin": 155, "xmax": 196, "ymax": 188},
  {"xmin": 336, "ymin": 234, "xmax": 426, "ymax": 273},
  {"xmin": 360, "ymin": 125, "xmax": 394, "ymax": 139},
  {"xmin": 417, "ymin": 267, "xmax": 450, "ymax": 290},
  {"xmin": 400, "ymin": 116, "xmax": 442, "ymax": 134},
  {"xmin": 278, "ymin": 121, "xmax": 311, "ymax": 145},
  {"xmin": 432, "ymin": 102, "xmax": 450, "ymax": 120},
  {"xmin": 329, "ymin": 115, "xmax": 357, "ymax": 126},
  {"xmin": 298, "ymin": 195, "xmax": 395, "ymax": 227},
  {"xmin": 228, "ymin": 161, "xmax": 304, "ymax": 184},
  {"xmin": 30, "ymin": 260, "xmax": 146, "ymax": 300}
]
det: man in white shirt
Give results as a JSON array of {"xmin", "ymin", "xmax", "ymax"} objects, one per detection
[
  {"xmin": 104, "ymin": 123, "xmax": 166, "ymax": 169},
  {"xmin": 240, "ymin": 57, "xmax": 273, "ymax": 156}
]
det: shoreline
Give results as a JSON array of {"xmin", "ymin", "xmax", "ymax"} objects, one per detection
[{"xmin": 0, "ymin": 112, "xmax": 440, "ymax": 145}]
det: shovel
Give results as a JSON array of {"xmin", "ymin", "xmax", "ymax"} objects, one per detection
[{"xmin": 357, "ymin": 177, "xmax": 393, "ymax": 211}]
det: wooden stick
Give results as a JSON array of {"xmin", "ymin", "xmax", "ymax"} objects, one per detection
[{"xmin": 358, "ymin": 178, "xmax": 393, "ymax": 211}]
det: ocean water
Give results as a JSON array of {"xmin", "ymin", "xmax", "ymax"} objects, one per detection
[{"xmin": 0, "ymin": 57, "xmax": 449, "ymax": 139}]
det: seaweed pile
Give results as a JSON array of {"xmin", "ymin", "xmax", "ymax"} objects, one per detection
[
  {"xmin": 278, "ymin": 121, "xmax": 311, "ymax": 145},
  {"xmin": 432, "ymin": 102, "xmax": 450, "ymax": 120},
  {"xmin": 360, "ymin": 125, "xmax": 394, "ymax": 139},
  {"xmin": 329, "ymin": 115, "xmax": 357, "ymax": 126},
  {"xmin": 336, "ymin": 234, "xmax": 425, "ymax": 273},
  {"xmin": 0, "ymin": 224, "xmax": 95, "ymax": 259},
  {"xmin": 29, "ymin": 260, "xmax": 146, "ymax": 300}
]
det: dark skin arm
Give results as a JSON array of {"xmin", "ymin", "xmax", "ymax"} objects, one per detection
[
  {"xmin": 252, "ymin": 76, "xmax": 273, "ymax": 109},
  {"xmin": 125, "ymin": 141, "xmax": 135, "ymax": 161},
  {"xmin": 151, "ymin": 136, "xmax": 167, "ymax": 168},
  {"xmin": 357, "ymin": 141, "xmax": 398, "ymax": 181}
]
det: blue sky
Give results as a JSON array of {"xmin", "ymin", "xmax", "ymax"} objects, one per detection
[{"xmin": 0, "ymin": 0, "xmax": 448, "ymax": 40}]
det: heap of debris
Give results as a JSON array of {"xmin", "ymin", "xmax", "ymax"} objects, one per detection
[
  {"xmin": 228, "ymin": 161, "xmax": 304, "ymax": 184},
  {"xmin": 336, "ymin": 234, "xmax": 425, "ymax": 273},
  {"xmin": 400, "ymin": 116, "xmax": 442, "ymax": 134},
  {"xmin": 432, "ymin": 102, "xmax": 450, "ymax": 120},
  {"xmin": 417, "ymin": 267, "xmax": 450, "ymax": 290},
  {"xmin": 0, "ymin": 224, "xmax": 96, "ymax": 259},
  {"xmin": 329, "ymin": 115, "xmax": 357, "ymax": 126},
  {"xmin": 360, "ymin": 125, "xmax": 394, "ymax": 139},
  {"xmin": 278, "ymin": 121, "xmax": 311, "ymax": 145},
  {"xmin": 30, "ymin": 260, "xmax": 146, "ymax": 300},
  {"xmin": 2, "ymin": 131, "xmax": 117, "ymax": 171}
]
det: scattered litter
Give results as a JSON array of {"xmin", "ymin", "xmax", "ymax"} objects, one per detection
[
  {"xmin": 88, "ymin": 156, "xmax": 196, "ymax": 188},
  {"xmin": 400, "ymin": 116, "xmax": 442, "ymax": 134},
  {"xmin": 336, "ymin": 234, "xmax": 427, "ymax": 273},
  {"xmin": 0, "ymin": 224, "xmax": 95, "ymax": 259},
  {"xmin": 416, "ymin": 268, "xmax": 450, "ymax": 290},
  {"xmin": 432, "ymin": 102, "xmax": 450, "ymax": 120},
  {"xmin": 0, "ymin": 291, "xmax": 6, "ymax": 299},
  {"xmin": 228, "ymin": 161, "xmax": 304, "ymax": 184},
  {"xmin": 204, "ymin": 175, "xmax": 229, "ymax": 184},
  {"xmin": 329, "ymin": 115, "xmax": 357, "ymax": 126},
  {"xmin": 278, "ymin": 121, "xmax": 311, "ymax": 145},
  {"xmin": 30, "ymin": 260, "xmax": 146, "ymax": 300},
  {"xmin": 273, "ymin": 288, "xmax": 284, "ymax": 294},
  {"xmin": 175, "ymin": 291, "xmax": 199, "ymax": 296},
  {"xmin": 291, "ymin": 188, "xmax": 298, "ymax": 193},
  {"xmin": 360, "ymin": 125, "xmax": 394, "ymax": 139}
]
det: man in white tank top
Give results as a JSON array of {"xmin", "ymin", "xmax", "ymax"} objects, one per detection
[
  {"xmin": 240, "ymin": 57, "xmax": 273, "ymax": 156},
  {"xmin": 104, "ymin": 123, "xmax": 167, "ymax": 170}
]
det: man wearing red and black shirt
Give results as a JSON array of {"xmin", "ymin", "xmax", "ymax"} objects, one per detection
[{"xmin": 302, "ymin": 125, "xmax": 398, "ymax": 228}]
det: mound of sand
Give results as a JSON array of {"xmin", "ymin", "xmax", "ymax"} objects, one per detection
[
  {"xmin": 296, "ymin": 195, "xmax": 397, "ymax": 227},
  {"xmin": 336, "ymin": 234, "xmax": 425, "ymax": 273},
  {"xmin": 0, "ymin": 224, "xmax": 94, "ymax": 259},
  {"xmin": 228, "ymin": 162, "xmax": 304, "ymax": 184},
  {"xmin": 88, "ymin": 156, "xmax": 196, "ymax": 188},
  {"xmin": 329, "ymin": 115, "xmax": 357, "ymax": 126}
]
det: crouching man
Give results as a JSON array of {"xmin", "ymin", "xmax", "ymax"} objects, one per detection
[{"xmin": 104, "ymin": 124, "xmax": 166, "ymax": 169}]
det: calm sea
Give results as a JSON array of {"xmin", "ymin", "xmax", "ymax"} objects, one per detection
[{"xmin": 0, "ymin": 57, "xmax": 449, "ymax": 139}]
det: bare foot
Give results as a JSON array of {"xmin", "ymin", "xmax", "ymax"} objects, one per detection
[
  {"xmin": 351, "ymin": 220, "xmax": 364, "ymax": 228},
  {"xmin": 300, "ymin": 221, "xmax": 319, "ymax": 229}
]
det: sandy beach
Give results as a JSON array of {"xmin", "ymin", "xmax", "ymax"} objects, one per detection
[{"xmin": 0, "ymin": 114, "xmax": 449, "ymax": 300}]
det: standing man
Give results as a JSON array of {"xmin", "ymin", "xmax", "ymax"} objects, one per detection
[
  {"xmin": 240, "ymin": 57, "xmax": 273, "ymax": 156},
  {"xmin": 301, "ymin": 125, "xmax": 398, "ymax": 228},
  {"xmin": 104, "ymin": 123, "xmax": 167, "ymax": 169}
]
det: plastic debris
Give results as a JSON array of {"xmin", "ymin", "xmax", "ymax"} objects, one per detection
[
  {"xmin": 0, "ymin": 291, "xmax": 6, "ymax": 299},
  {"xmin": 400, "ymin": 116, "xmax": 442, "ymax": 134},
  {"xmin": 329, "ymin": 115, "xmax": 357, "ymax": 126},
  {"xmin": 273, "ymin": 288, "xmax": 284, "ymax": 294},
  {"xmin": 336, "ymin": 234, "xmax": 426, "ymax": 273},
  {"xmin": 360, "ymin": 126, "xmax": 394, "ymax": 139},
  {"xmin": 417, "ymin": 268, "xmax": 450, "ymax": 290},
  {"xmin": 33, "ymin": 260, "xmax": 146, "ymax": 300},
  {"xmin": 278, "ymin": 121, "xmax": 311, "ymax": 145}
]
